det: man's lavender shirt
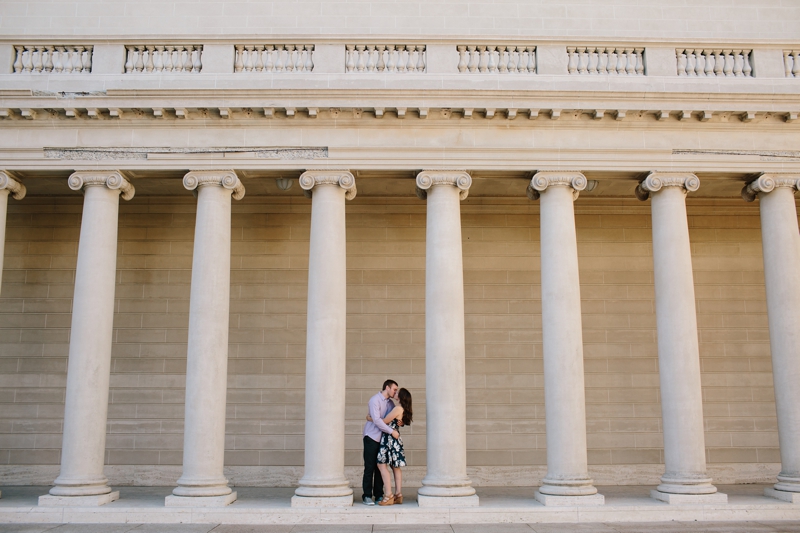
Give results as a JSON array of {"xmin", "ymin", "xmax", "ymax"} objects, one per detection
[{"xmin": 363, "ymin": 392, "xmax": 395, "ymax": 442}]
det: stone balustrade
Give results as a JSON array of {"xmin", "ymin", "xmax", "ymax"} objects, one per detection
[
  {"xmin": 784, "ymin": 50, "xmax": 799, "ymax": 78},
  {"xmin": 567, "ymin": 47, "xmax": 643, "ymax": 75},
  {"xmin": 456, "ymin": 45, "xmax": 536, "ymax": 74},
  {"xmin": 12, "ymin": 45, "xmax": 93, "ymax": 73},
  {"xmin": 676, "ymin": 48, "xmax": 753, "ymax": 77},
  {"xmin": 124, "ymin": 45, "xmax": 203, "ymax": 73},
  {"xmin": 234, "ymin": 45, "xmax": 314, "ymax": 73},
  {"xmin": 345, "ymin": 45, "xmax": 426, "ymax": 73}
]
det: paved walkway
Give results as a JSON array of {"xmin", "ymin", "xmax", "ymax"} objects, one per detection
[{"xmin": 2, "ymin": 522, "xmax": 800, "ymax": 532}]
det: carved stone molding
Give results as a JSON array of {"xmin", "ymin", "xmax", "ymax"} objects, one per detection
[
  {"xmin": 415, "ymin": 171, "xmax": 472, "ymax": 201},
  {"xmin": 67, "ymin": 170, "xmax": 135, "ymax": 201},
  {"xmin": 299, "ymin": 170, "xmax": 357, "ymax": 200},
  {"xmin": 635, "ymin": 172, "xmax": 700, "ymax": 201},
  {"xmin": 742, "ymin": 173, "xmax": 800, "ymax": 202},
  {"xmin": 183, "ymin": 170, "xmax": 245, "ymax": 200},
  {"xmin": 526, "ymin": 171, "xmax": 587, "ymax": 201},
  {"xmin": 0, "ymin": 171, "xmax": 26, "ymax": 200}
]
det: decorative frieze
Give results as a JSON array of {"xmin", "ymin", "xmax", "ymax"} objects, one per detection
[
  {"xmin": 676, "ymin": 49, "xmax": 753, "ymax": 77},
  {"xmin": 183, "ymin": 170, "xmax": 245, "ymax": 200},
  {"xmin": 415, "ymin": 171, "xmax": 472, "ymax": 201},
  {"xmin": 567, "ymin": 47, "xmax": 643, "ymax": 75},
  {"xmin": 13, "ymin": 45, "xmax": 92, "ymax": 74},
  {"xmin": 346, "ymin": 45, "xmax": 426, "ymax": 73},
  {"xmin": 742, "ymin": 174, "xmax": 800, "ymax": 202},
  {"xmin": 635, "ymin": 172, "xmax": 700, "ymax": 201},
  {"xmin": 456, "ymin": 45, "xmax": 536, "ymax": 74},
  {"xmin": 527, "ymin": 171, "xmax": 587, "ymax": 201},
  {"xmin": 0, "ymin": 172, "xmax": 26, "ymax": 200},
  {"xmin": 784, "ymin": 51, "xmax": 799, "ymax": 78},
  {"xmin": 299, "ymin": 170, "xmax": 357, "ymax": 200},
  {"xmin": 235, "ymin": 45, "xmax": 314, "ymax": 73},
  {"xmin": 68, "ymin": 170, "xmax": 135, "ymax": 200},
  {"xmin": 125, "ymin": 45, "xmax": 202, "ymax": 73}
]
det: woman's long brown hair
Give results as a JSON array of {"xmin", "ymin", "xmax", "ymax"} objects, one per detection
[{"xmin": 399, "ymin": 388, "xmax": 413, "ymax": 426}]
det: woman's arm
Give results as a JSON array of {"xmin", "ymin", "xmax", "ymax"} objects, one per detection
[{"xmin": 383, "ymin": 406, "xmax": 403, "ymax": 424}]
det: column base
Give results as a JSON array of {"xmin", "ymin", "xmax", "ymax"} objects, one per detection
[
  {"xmin": 764, "ymin": 487, "xmax": 800, "ymax": 503},
  {"xmin": 534, "ymin": 491, "xmax": 605, "ymax": 506},
  {"xmin": 39, "ymin": 491, "xmax": 119, "ymax": 507},
  {"xmin": 417, "ymin": 494, "xmax": 479, "ymax": 507},
  {"xmin": 650, "ymin": 490, "xmax": 727, "ymax": 504},
  {"xmin": 165, "ymin": 491, "xmax": 237, "ymax": 507},
  {"xmin": 291, "ymin": 494, "xmax": 353, "ymax": 508}
]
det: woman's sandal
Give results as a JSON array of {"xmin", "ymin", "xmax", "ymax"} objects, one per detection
[
  {"xmin": 394, "ymin": 494, "xmax": 403, "ymax": 505},
  {"xmin": 378, "ymin": 494, "xmax": 395, "ymax": 506}
]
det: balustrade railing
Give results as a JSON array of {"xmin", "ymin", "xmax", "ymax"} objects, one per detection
[
  {"xmin": 124, "ymin": 45, "xmax": 203, "ymax": 73},
  {"xmin": 234, "ymin": 45, "xmax": 314, "ymax": 73},
  {"xmin": 456, "ymin": 45, "xmax": 536, "ymax": 74},
  {"xmin": 784, "ymin": 50, "xmax": 800, "ymax": 78},
  {"xmin": 567, "ymin": 47, "xmax": 643, "ymax": 75},
  {"xmin": 676, "ymin": 49, "xmax": 753, "ymax": 77},
  {"xmin": 12, "ymin": 45, "xmax": 93, "ymax": 73},
  {"xmin": 345, "ymin": 45, "xmax": 426, "ymax": 73}
]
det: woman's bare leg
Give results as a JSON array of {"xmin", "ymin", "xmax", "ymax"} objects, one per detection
[
  {"xmin": 393, "ymin": 467, "xmax": 402, "ymax": 496},
  {"xmin": 377, "ymin": 463, "xmax": 393, "ymax": 497}
]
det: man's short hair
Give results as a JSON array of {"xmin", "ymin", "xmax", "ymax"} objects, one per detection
[{"xmin": 382, "ymin": 379, "xmax": 398, "ymax": 391}]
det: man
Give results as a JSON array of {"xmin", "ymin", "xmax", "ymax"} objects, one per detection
[{"xmin": 362, "ymin": 379, "xmax": 400, "ymax": 505}]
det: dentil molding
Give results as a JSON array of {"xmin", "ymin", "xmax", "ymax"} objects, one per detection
[
  {"xmin": 635, "ymin": 171, "xmax": 700, "ymax": 201},
  {"xmin": 299, "ymin": 170, "xmax": 357, "ymax": 200},
  {"xmin": 0, "ymin": 171, "xmax": 26, "ymax": 200},
  {"xmin": 742, "ymin": 173, "xmax": 800, "ymax": 202},
  {"xmin": 415, "ymin": 170, "xmax": 472, "ymax": 201},
  {"xmin": 183, "ymin": 170, "xmax": 246, "ymax": 200},
  {"xmin": 67, "ymin": 170, "xmax": 135, "ymax": 200},
  {"xmin": 526, "ymin": 171, "xmax": 587, "ymax": 201}
]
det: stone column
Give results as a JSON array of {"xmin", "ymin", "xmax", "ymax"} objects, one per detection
[
  {"xmin": 166, "ymin": 171, "xmax": 244, "ymax": 507},
  {"xmin": 39, "ymin": 171, "xmax": 134, "ymax": 507},
  {"xmin": 415, "ymin": 171, "xmax": 478, "ymax": 507},
  {"xmin": 636, "ymin": 172, "xmax": 726, "ymax": 504},
  {"xmin": 527, "ymin": 171, "xmax": 603, "ymax": 506},
  {"xmin": 0, "ymin": 172, "xmax": 26, "ymax": 295},
  {"xmin": 292, "ymin": 170, "xmax": 356, "ymax": 507},
  {"xmin": 743, "ymin": 174, "xmax": 800, "ymax": 504}
]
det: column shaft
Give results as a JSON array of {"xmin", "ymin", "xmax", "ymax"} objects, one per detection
[{"xmin": 0, "ymin": 172, "xmax": 26, "ymax": 297}]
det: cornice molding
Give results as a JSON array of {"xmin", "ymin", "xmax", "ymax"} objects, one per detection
[
  {"xmin": 183, "ymin": 170, "xmax": 245, "ymax": 200},
  {"xmin": 0, "ymin": 171, "xmax": 26, "ymax": 200},
  {"xmin": 635, "ymin": 171, "xmax": 699, "ymax": 201},
  {"xmin": 742, "ymin": 173, "xmax": 800, "ymax": 202},
  {"xmin": 298, "ymin": 169, "xmax": 356, "ymax": 200},
  {"xmin": 526, "ymin": 171, "xmax": 586, "ymax": 201},
  {"xmin": 67, "ymin": 170, "xmax": 134, "ymax": 200},
  {"xmin": 415, "ymin": 170, "xmax": 472, "ymax": 201}
]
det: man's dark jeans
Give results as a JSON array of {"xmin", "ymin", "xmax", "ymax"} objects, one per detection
[{"xmin": 362, "ymin": 435, "xmax": 383, "ymax": 501}]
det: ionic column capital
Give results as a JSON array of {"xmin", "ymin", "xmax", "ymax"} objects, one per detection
[
  {"xmin": 635, "ymin": 172, "xmax": 699, "ymax": 201},
  {"xmin": 526, "ymin": 171, "xmax": 587, "ymax": 201},
  {"xmin": 742, "ymin": 173, "xmax": 800, "ymax": 202},
  {"xmin": 183, "ymin": 170, "xmax": 245, "ymax": 200},
  {"xmin": 68, "ymin": 170, "xmax": 135, "ymax": 201},
  {"xmin": 299, "ymin": 170, "xmax": 356, "ymax": 200},
  {"xmin": 0, "ymin": 171, "xmax": 26, "ymax": 200},
  {"xmin": 415, "ymin": 170, "xmax": 472, "ymax": 201}
]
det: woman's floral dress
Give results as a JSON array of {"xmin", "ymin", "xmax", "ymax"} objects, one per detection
[{"xmin": 377, "ymin": 419, "xmax": 406, "ymax": 468}]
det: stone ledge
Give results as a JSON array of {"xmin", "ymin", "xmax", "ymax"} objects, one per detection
[
  {"xmin": 764, "ymin": 488, "xmax": 800, "ymax": 504},
  {"xmin": 650, "ymin": 490, "xmax": 728, "ymax": 504},
  {"xmin": 417, "ymin": 494, "xmax": 479, "ymax": 507},
  {"xmin": 38, "ymin": 491, "xmax": 119, "ymax": 507},
  {"xmin": 290, "ymin": 494, "xmax": 353, "ymax": 507},
  {"xmin": 164, "ymin": 491, "xmax": 237, "ymax": 507},
  {"xmin": 534, "ymin": 491, "xmax": 605, "ymax": 506}
]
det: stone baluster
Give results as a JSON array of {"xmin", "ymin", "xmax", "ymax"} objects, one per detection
[
  {"xmin": 305, "ymin": 45, "xmax": 314, "ymax": 72},
  {"xmin": 21, "ymin": 47, "xmax": 32, "ymax": 72},
  {"xmin": 624, "ymin": 48, "xmax": 635, "ymax": 75},
  {"xmin": 291, "ymin": 171, "xmax": 357, "ymax": 507},
  {"xmin": 192, "ymin": 46, "xmax": 202, "ymax": 72},
  {"xmin": 457, "ymin": 45, "xmax": 468, "ymax": 72},
  {"xmin": 615, "ymin": 47, "xmax": 626, "ymax": 74},
  {"xmin": 586, "ymin": 47, "xmax": 597, "ymax": 74},
  {"xmin": 234, "ymin": 45, "xmax": 244, "ymax": 72},
  {"xmin": 526, "ymin": 46, "xmax": 536, "ymax": 73},
  {"xmin": 376, "ymin": 45, "xmax": 386, "ymax": 72},
  {"xmin": 676, "ymin": 49, "xmax": 687, "ymax": 75},
  {"xmin": 702, "ymin": 50, "xmax": 713, "ymax": 76},
  {"xmin": 793, "ymin": 51, "xmax": 800, "ymax": 78},
  {"xmin": 38, "ymin": 171, "xmax": 134, "ymax": 507},
  {"xmin": 366, "ymin": 45, "xmax": 376, "ymax": 72},
  {"xmin": 167, "ymin": 171, "xmax": 245, "ymax": 507},
  {"xmin": 635, "ymin": 173, "xmax": 727, "ymax": 504},
  {"xmin": 416, "ymin": 45, "xmax": 426, "ymax": 72},
  {"xmin": 144, "ymin": 46, "xmax": 154, "ymax": 72},
  {"xmin": 387, "ymin": 45, "xmax": 398, "ymax": 72},
  {"xmin": 526, "ymin": 171, "xmax": 604, "ymax": 506},
  {"xmin": 264, "ymin": 45, "xmax": 275, "ymax": 72},
  {"xmin": 743, "ymin": 51, "xmax": 752, "ymax": 77},
  {"xmin": 13, "ymin": 46, "xmax": 23, "ymax": 73},
  {"xmin": 713, "ymin": 50, "xmax": 723, "ymax": 76},
  {"xmin": 742, "ymin": 175, "xmax": 800, "ymax": 504},
  {"xmin": 355, "ymin": 45, "xmax": 366, "ymax": 72},
  {"xmin": 134, "ymin": 46, "xmax": 144, "ymax": 72},
  {"xmin": 694, "ymin": 49, "xmax": 704, "ymax": 76},
  {"xmin": 467, "ymin": 45, "xmax": 478, "ymax": 72},
  {"xmin": 733, "ymin": 50, "xmax": 744, "ymax": 76},
  {"xmin": 0, "ymin": 173, "xmax": 26, "ymax": 296},
  {"xmin": 577, "ymin": 47, "xmax": 588, "ymax": 74},
  {"xmin": 498, "ymin": 46, "xmax": 508, "ymax": 73},
  {"xmin": 414, "ymin": 171, "xmax": 479, "ymax": 508},
  {"xmin": 486, "ymin": 46, "xmax": 496, "ymax": 73},
  {"xmin": 723, "ymin": 49, "xmax": 733, "ymax": 76}
]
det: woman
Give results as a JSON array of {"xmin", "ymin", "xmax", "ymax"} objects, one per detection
[{"xmin": 367, "ymin": 387, "xmax": 412, "ymax": 506}]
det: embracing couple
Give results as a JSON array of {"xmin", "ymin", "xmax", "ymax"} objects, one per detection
[{"xmin": 361, "ymin": 379, "xmax": 413, "ymax": 506}]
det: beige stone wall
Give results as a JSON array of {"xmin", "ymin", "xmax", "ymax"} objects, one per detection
[{"xmin": 0, "ymin": 194, "xmax": 780, "ymax": 482}]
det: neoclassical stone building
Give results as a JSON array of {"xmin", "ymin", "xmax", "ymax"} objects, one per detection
[{"xmin": 1, "ymin": 0, "xmax": 800, "ymax": 524}]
